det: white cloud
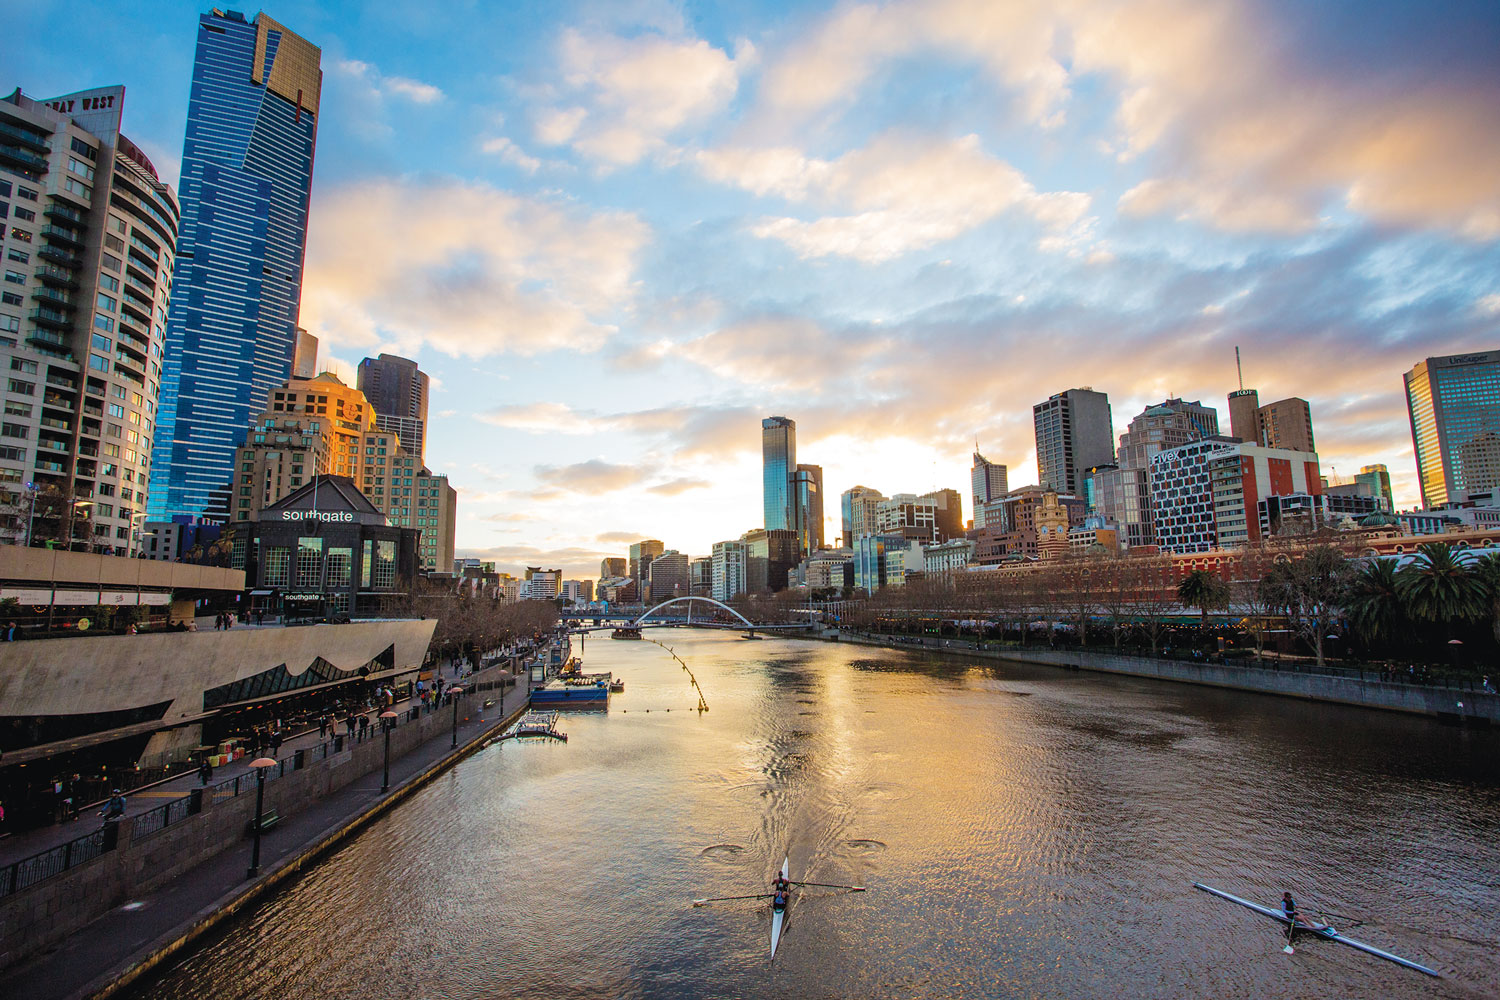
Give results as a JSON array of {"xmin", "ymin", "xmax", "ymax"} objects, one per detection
[
  {"xmin": 703, "ymin": 133, "xmax": 1091, "ymax": 262},
  {"xmin": 480, "ymin": 136, "xmax": 542, "ymax": 173},
  {"xmin": 301, "ymin": 178, "xmax": 650, "ymax": 358},
  {"xmin": 335, "ymin": 59, "xmax": 445, "ymax": 105},
  {"xmin": 533, "ymin": 30, "xmax": 750, "ymax": 165}
]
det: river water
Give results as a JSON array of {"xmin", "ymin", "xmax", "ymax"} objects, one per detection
[{"xmin": 135, "ymin": 633, "xmax": 1499, "ymax": 999}]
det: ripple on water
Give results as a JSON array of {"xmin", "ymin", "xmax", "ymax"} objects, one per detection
[
  {"xmin": 699, "ymin": 844, "xmax": 746, "ymax": 860},
  {"xmin": 840, "ymin": 839, "xmax": 889, "ymax": 856}
]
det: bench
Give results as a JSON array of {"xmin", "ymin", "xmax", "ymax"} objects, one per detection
[{"xmin": 248, "ymin": 809, "xmax": 281, "ymax": 834}]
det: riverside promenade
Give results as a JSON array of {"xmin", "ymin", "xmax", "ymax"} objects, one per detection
[
  {"xmin": 0, "ymin": 653, "xmax": 541, "ymax": 1000},
  {"xmin": 828, "ymin": 628, "xmax": 1500, "ymax": 723}
]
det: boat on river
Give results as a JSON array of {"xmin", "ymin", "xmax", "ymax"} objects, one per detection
[
  {"xmin": 531, "ymin": 672, "xmax": 611, "ymax": 704},
  {"xmin": 1193, "ymin": 883, "xmax": 1441, "ymax": 978},
  {"xmin": 770, "ymin": 857, "xmax": 790, "ymax": 959},
  {"xmin": 610, "ymin": 626, "xmax": 642, "ymax": 639}
]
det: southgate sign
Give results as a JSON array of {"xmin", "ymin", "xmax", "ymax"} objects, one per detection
[{"xmin": 281, "ymin": 510, "xmax": 355, "ymax": 522}]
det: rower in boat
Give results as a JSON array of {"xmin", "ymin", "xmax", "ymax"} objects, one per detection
[{"xmin": 1281, "ymin": 892, "xmax": 1328, "ymax": 931}]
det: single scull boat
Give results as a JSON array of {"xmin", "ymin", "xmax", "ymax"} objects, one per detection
[
  {"xmin": 770, "ymin": 856, "xmax": 790, "ymax": 959},
  {"xmin": 1193, "ymin": 883, "xmax": 1441, "ymax": 978}
]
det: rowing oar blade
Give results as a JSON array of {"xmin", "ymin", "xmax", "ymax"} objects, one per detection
[
  {"xmin": 1283, "ymin": 922, "xmax": 1296, "ymax": 955},
  {"xmin": 789, "ymin": 881, "xmax": 866, "ymax": 891},
  {"xmin": 693, "ymin": 893, "xmax": 774, "ymax": 907}
]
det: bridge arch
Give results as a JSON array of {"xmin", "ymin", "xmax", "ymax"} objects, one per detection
[{"xmin": 633, "ymin": 596, "xmax": 756, "ymax": 629}]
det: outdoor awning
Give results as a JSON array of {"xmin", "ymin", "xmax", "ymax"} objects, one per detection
[{"xmin": 249, "ymin": 589, "xmax": 274, "ymax": 596}]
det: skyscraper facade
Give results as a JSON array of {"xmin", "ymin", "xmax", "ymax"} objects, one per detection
[
  {"xmin": 970, "ymin": 451, "xmax": 1008, "ymax": 528},
  {"xmin": 1033, "ymin": 388, "xmax": 1115, "ymax": 496},
  {"xmin": 1257, "ymin": 397, "xmax": 1315, "ymax": 453},
  {"xmin": 793, "ymin": 462, "xmax": 823, "ymax": 553},
  {"xmin": 1227, "ymin": 388, "xmax": 1260, "ymax": 443},
  {"xmin": 357, "ymin": 353, "xmax": 429, "ymax": 465},
  {"xmin": 629, "ymin": 539, "xmax": 664, "ymax": 597},
  {"xmin": 762, "ymin": 416, "xmax": 796, "ymax": 532},
  {"xmin": 1405, "ymin": 351, "xmax": 1500, "ymax": 507},
  {"xmin": 150, "ymin": 10, "xmax": 322, "ymax": 520},
  {"xmin": 1355, "ymin": 464, "xmax": 1394, "ymax": 511},
  {"xmin": 1116, "ymin": 399, "xmax": 1218, "ymax": 469},
  {"xmin": 0, "ymin": 86, "xmax": 180, "ymax": 554},
  {"xmin": 840, "ymin": 485, "xmax": 883, "ymax": 547}
]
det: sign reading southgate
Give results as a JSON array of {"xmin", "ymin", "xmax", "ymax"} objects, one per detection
[{"xmin": 281, "ymin": 510, "xmax": 355, "ymax": 522}]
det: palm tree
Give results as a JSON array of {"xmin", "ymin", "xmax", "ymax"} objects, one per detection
[
  {"xmin": 1345, "ymin": 558, "xmax": 1408, "ymax": 650},
  {"xmin": 1177, "ymin": 569, "xmax": 1230, "ymax": 646},
  {"xmin": 1396, "ymin": 542, "xmax": 1485, "ymax": 625},
  {"xmin": 1468, "ymin": 553, "xmax": 1500, "ymax": 645}
]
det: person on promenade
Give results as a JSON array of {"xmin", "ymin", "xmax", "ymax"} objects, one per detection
[
  {"xmin": 198, "ymin": 757, "xmax": 213, "ymax": 785},
  {"xmin": 358, "ymin": 714, "xmax": 369, "ymax": 740},
  {"xmin": 318, "ymin": 714, "xmax": 329, "ymax": 738},
  {"xmin": 269, "ymin": 729, "xmax": 283, "ymax": 755},
  {"xmin": 99, "ymin": 789, "xmax": 126, "ymax": 827},
  {"xmin": 3, "ymin": 621, "xmax": 15, "ymax": 641}
]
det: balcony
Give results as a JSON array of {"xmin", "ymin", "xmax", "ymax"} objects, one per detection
[
  {"xmin": 0, "ymin": 143, "xmax": 48, "ymax": 175},
  {"xmin": 33, "ymin": 264, "xmax": 80, "ymax": 289},
  {"xmin": 0, "ymin": 120, "xmax": 51, "ymax": 151},
  {"xmin": 26, "ymin": 330, "xmax": 68, "ymax": 350},
  {"xmin": 40, "ymin": 224, "xmax": 84, "ymax": 248},
  {"xmin": 43, "ymin": 202, "xmax": 85, "ymax": 224},
  {"xmin": 28, "ymin": 306, "xmax": 72, "ymax": 329},
  {"xmin": 42, "ymin": 393, "xmax": 75, "ymax": 409},
  {"xmin": 36, "ymin": 437, "xmax": 71, "ymax": 454},
  {"xmin": 45, "ymin": 371, "xmax": 78, "ymax": 390},
  {"xmin": 31, "ymin": 285, "xmax": 75, "ymax": 308},
  {"xmin": 124, "ymin": 257, "xmax": 156, "ymax": 287},
  {"xmin": 33, "ymin": 459, "xmax": 66, "ymax": 474},
  {"xmin": 37, "ymin": 245, "xmax": 80, "ymax": 267},
  {"xmin": 39, "ymin": 416, "xmax": 71, "ymax": 432},
  {"xmin": 120, "ymin": 294, "xmax": 152, "ymax": 324}
]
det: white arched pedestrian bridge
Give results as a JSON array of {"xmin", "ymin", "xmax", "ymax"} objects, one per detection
[{"xmin": 564, "ymin": 596, "xmax": 815, "ymax": 633}]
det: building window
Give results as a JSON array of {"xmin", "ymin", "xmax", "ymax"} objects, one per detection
[
  {"xmin": 296, "ymin": 536, "xmax": 323, "ymax": 587},
  {"xmin": 264, "ymin": 546, "xmax": 290, "ymax": 587},
  {"xmin": 64, "ymin": 178, "xmax": 91, "ymax": 200},
  {"xmin": 327, "ymin": 547, "xmax": 352, "ymax": 588},
  {"xmin": 372, "ymin": 540, "xmax": 397, "ymax": 588},
  {"xmin": 9, "ymin": 229, "xmax": 31, "ymax": 243}
]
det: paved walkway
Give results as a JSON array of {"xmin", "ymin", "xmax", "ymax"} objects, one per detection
[
  {"xmin": 0, "ymin": 649, "xmax": 531, "ymax": 867},
  {"xmin": 6, "ymin": 665, "xmax": 535, "ymax": 1000}
]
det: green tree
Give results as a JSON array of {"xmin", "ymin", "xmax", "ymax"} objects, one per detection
[
  {"xmin": 1396, "ymin": 542, "xmax": 1485, "ymax": 626},
  {"xmin": 1470, "ymin": 553, "xmax": 1500, "ymax": 645},
  {"xmin": 1177, "ymin": 569, "xmax": 1230, "ymax": 644},
  {"xmin": 1345, "ymin": 558, "xmax": 1409, "ymax": 648}
]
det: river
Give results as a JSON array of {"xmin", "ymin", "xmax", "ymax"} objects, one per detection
[{"xmin": 133, "ymin": 632, "xmax": 1499, "ymax": 999}]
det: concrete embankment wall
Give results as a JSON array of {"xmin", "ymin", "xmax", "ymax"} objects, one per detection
[
  {"xmin": 0, "ymin": 664, "xmax": 519, "ymax": 969},
  {"xmin": 830, "ymin": 632, "xmax": 1500, "ymax": 723}
]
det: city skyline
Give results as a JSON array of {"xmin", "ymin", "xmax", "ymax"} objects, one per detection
[{"xmin": 8, "ymin": 1, "xmax": 1500, "ymax": 577}]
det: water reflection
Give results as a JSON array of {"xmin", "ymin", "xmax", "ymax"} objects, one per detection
[{"xmin": 134, "ymin": 633, "xmax": 1499, "ymax": 999}]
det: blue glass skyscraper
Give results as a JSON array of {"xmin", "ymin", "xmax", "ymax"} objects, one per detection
[
  {"xmin": 149, "ymin": 10, "xmax": 321, "ymax": 519},
  {"xmin": 762, "ymin": 417, "xmax": 796, "ymax": 532}
]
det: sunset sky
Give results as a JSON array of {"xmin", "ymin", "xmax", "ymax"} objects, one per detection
[{"xmin": 9, "ymin": 0, "xmax": 1500, "ymax": 577}]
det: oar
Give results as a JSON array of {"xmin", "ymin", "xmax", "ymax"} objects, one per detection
[
  {"xmin": 789, "ymin": 881, "xmax": 866, "ymax": 891},
  {"xmin": 693, "ymin": 893, "xmax": 774, "ymax": 907},
  {"xmin": 1283, "ymin": 916, "xmax": 1297, "ymax": 954}
]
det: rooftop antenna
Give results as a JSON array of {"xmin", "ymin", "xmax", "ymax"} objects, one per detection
[{"xmin": 1235, "ymin": 346, "xmax": 1244, "ymax": 390}]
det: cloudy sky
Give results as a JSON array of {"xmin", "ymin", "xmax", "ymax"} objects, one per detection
[{"xmin": 10, "ymin": 0, "xmax": 1500, "ymax": 577}]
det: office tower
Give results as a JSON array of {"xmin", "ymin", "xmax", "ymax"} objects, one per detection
[
  {"xmin": 628, "ymin": 538, "xmax": 664, "ymax": 597},
  {"xmin": 357, "ymin": 353, "xmax": 429, "ymax": 465},
  {"xmin": 521, "ymin": 567, "xmax": 561, "ymax": 599},
  {"xmin": 292, "ymin": 327, "xmax": 318, "ymax": 378},
  {"xmin": 762, "ymin": 416, "xmax": 796, "ymax": 531},
  {"xmin": 1258, "ymin": 397, "xmax": 1314, "ymax": 453},
  {"xmin": 1405, "ymin": 351, "xmax": 1500, "ymax": 507},
  {"xmin": 971, "ymin": 451, "xmax": 1008, "ymax": 528},
  {"xmin": 1227, "ymin": 389, "xmax": 1260, "ymax": 443},
  {"xmin": 1355, "ymin": 464, "xmax": 1394, "ymax": 511},
  {"xmin": 689, "ymin": 556, "xmax": 712, "ymax": 596},
  {"xmin": 793, "ymin": 462, "xmax": 823, "ymax": 553},
  {"xmin": 600, "ymin": 556, "xmax": 626, "ymax": 579},
  {"xmin": 741, "ymin": 528, "xmax": 799, "ymax": 592},
  {"xmin": 1148, "ymin": 439, "xmax": 1321, "ymax": 552},
  {"xmin": 150, "ymin": 9, "xmax": 322, "ymax": 520},
  {"xmin": 840, "ymin": 485, "xmax": 883, "ymax": 547},
  {"xmin": 920, "ymin": 488, "xmax": 963, "ymax": 541},
  {"xmin": 0, "ymin": 86, "xmax": 180, "ymax": 554},
  {"xmin": 1033, "ymin": 388, "xmax": 1115, "ymax": 496},
  {"xmin": 1117, "ymin": 399, "xmax": 1219, "ymax": 469},
  {"xmin": 648, "ymin": 550, "xmax": 690, "ymax": 599}
]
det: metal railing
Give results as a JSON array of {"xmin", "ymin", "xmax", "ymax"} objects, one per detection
[{"xmin": 0, "ymin": 827, "xmax": 113, "ymax": 899}]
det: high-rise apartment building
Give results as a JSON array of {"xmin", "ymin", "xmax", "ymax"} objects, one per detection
[
  {"xmin": 521, "ymin": 567, "xmax": 561, "ymax": 600},
  {"xmin": 762, "ymin": 416, "xmax": 796, "ymax": 532},
  {"xmin": 840, "ymin": 485, "xmax": 883, "ymax": 547},
  {"xmin": 150, "ymin": 10, "xmax": 322, "ymax": 521},
  {"xmin": 1033, "ymin": 388, "xmax": 1115, "ymax": 497},
  {"xmin": 221, "ymin": 372, "xmax": 455, "ymax": 571},
  {"xmin": 971, "ymin": 451, "xmax": 1008, "ymax": 528},
  {"xmin": 357, "ymin": 353, "xmax": 429, "ymax": 465},
  {"xmin": 1117, "ymin": 399, "xmax": 1219, "ymax": 469},
  {"xmin": 710, "ymin": 539, "xmax": 746, "ymax": 602},
  {"xmin": 0, "ymin": 87, "xmax": 180, "ymax": 554},
  {"xmin": 1404, "ymin": 351, "xmax": 1500, "ymax": 507},
  {"xmin": 793, "ymin": 462, "xmax": 823, "ymax": 554},
  {"xmin": 648, "ymin": 550, "xmax": 690, "ymax": 599},
  {"xmin": 689, "ymin": 556, "xmax": 712, "ymax": 597},
  {"xmin": 1355, "ymin": 464, "xmax": 1394, "ymax": 511},
  {"xmin": 600, "ymin": 556, "xmax": 626, "ymax": 579},
  {"xmin": 741, "ymin": 528, "xmax": 799, "ymax": 593}
]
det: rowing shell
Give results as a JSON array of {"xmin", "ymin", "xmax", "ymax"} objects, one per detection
[
  {"xmin": 770, "ymin": 857, "xmax": 789, "ymax": 959},
  {"xmin": 1193, "ymin": 883, "xmax": 1441, "ymax": 978}
]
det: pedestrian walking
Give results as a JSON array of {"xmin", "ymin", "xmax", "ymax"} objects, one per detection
[
  {"xmin": 198, "ymin": 757, "xmax": 213, "ymax": 785},
  {"xmin": 270, "ymin": 729, "xmax": 284, "ymax": 754},
  {"xmin": 318, "ymin": 714, "xmax": 329, "ymax": 738},
  {"xmin": 4, "ymin": 620, "xmax": 16, "ymax": 641},
  {"xmin": 358, "ymin": 714, "xmax": 369, "ymax": 739}
]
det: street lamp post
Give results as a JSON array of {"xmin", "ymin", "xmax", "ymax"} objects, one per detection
[
  {"xmin": 379, "ymin": 710, "xmax": 399, "ymax": 792},
  {"xmin": 22, "ymin": 481, "xmax": 39, "ymax": 547},
  {"xmin": 246, "ymin": 756, "xmax": 278, "ymax": 877},
  {"xmin": 449, "ymin": 685, "xmax": 465, "ymax": 748}
]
